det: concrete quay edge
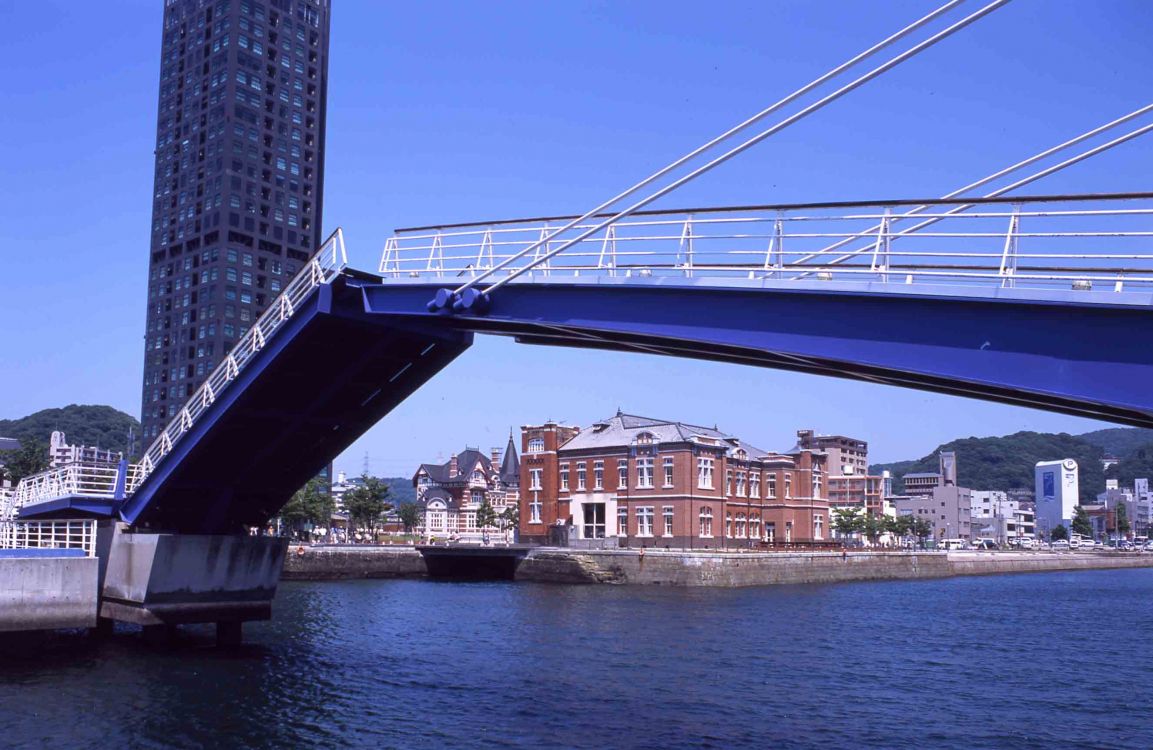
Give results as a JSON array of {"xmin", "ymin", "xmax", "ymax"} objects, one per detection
[{"xmin": 279, "ymin": 545, "xmax": 1153, "ymax": 587}]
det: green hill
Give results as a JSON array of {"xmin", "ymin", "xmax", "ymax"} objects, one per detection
[
  {"xmin": 871, "ymin": 431, "xmax": 1106, "ymax": 504},
  {"xmin": 870, "ymin": 427, "xmax": 1153, "ymax": 504},
  {"xmin": 0, "ymin": 405, "xmax": 141, "ymax": 456},
  {"xmin": 1076, "ymin": 427, "xmax": 1153, "ymax": 458},
  {"xmin": 381, "ymin": 477, "xmax": 416, "ymax": 506}
]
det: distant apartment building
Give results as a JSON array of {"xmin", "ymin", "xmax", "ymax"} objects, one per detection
[
  {"xmin": 893, "ymin": 451, "xmax": 972, "ymax": 540},
  {"xmin": 518, "ymin": 412, "xmax": 830, "ymax": 548},
  {"xmin": 827, "ymin": 474, "xmax": 885, "ymax": 515},
  {"xmin": 970, "ymin": 490, "xmax": 1035, "ymax": 543},
  {"xmin": 798, "ymin": 430, "xmax": 883, "ymax": 516},
  {"xmin": 796, "ymin": 431, "xmax": 868, "ymax": 476},
  {"xmin": 1034, "ymin": 459, "xmax": 1078, "ymax": 539},
  {"xmin": 413, "ymin": 437, "xmax": 520, "ymax": 541},
  {"xmin": 49, "ymin": 431, "xmax": 122, "ymax": 469}
]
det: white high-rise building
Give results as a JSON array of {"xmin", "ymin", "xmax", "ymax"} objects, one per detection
[{"xmin": 1035, "ymin": 459, "xmax": 1078, "ymax": 539}]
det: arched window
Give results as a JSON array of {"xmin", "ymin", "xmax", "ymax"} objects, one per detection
[
  {"xmin": 527, "ymin": 437, "xmax": 544, "ymax": 453},
  {"xmin": 699, "ymin": 507, "xmax": 713, "ymax": 538},
  {"xmin": 636, "ymin": 432, "xmax": 654, "ymax": 445},
  {"xmin": 726, "ymin": 512, "xmax": 733, "ymax": 538},
  {"xmin": 736, "ymin": 513, "xmax": 747, "ymax": 538}
]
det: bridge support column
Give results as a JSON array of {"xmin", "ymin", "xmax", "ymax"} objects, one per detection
[{"xmin": 99, "ymin": 524, "xmax": 287, "ymax": 630}]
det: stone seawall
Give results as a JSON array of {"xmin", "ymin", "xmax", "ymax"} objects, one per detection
[
  {"xmin": 280, "ymin": 546, "xmax": 1153, "ymax": 586},
  {"xmin": 281, "ymin": 545, "xmax": 427, "ymax": 581},
  {"xmin": 514, "ymin": 549, "xmax": 1153, "ymax": 586}
]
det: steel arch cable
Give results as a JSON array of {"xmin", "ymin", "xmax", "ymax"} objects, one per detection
[
  {"xmin": 788, "ymin": 102, "xmax": 1153, "ymax": 272},
  {"xmin": 444, "ymin": 0, "xmax": 1011, "ymax": 304}
]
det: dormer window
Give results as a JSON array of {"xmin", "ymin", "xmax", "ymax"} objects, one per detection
[
  {"xmin": 636, "ymin": 432, "xmax": 654, "ymax": 445},
  {"xmin": 472, "ymin": 469, "xmax": 484, "ymax": 482}
]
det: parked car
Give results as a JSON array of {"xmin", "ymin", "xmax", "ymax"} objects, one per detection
[
  {"xmin": 1051, "ymin": 539, "xmax": 1071, "ymax": 550},
  {"xmin": 974, "ymin": 539, "xmax": 997, "ymax": 550}
]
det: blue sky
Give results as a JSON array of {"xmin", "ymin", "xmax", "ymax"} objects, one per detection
[{"xmin": 1, "ymin": 0, "xmax": 1151, "ymax": 477}]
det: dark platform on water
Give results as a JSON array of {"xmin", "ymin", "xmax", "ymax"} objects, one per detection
[{"xmin": 416, "ymin": 545, "xmax": 532, "ymax": 580}]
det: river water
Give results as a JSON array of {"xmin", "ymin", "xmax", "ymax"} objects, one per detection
[{"xmin": 2, "ymin": 569, "xmax": 1153, "ymax": 749}]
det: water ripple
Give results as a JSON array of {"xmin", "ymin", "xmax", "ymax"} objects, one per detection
[{"xmin": 2, "ymin": 571, "xmax": 1153, "ymax": 748}]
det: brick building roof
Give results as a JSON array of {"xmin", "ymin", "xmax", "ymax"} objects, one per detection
[{"xmin": 561, "ymin": 411, "xmax": 774, "ymax": 459}]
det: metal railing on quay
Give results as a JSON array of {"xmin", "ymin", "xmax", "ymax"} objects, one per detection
[
  {"xmin": 128, "ymin": 229, "xmax": 348, "ymax": 494},
  {"xmin": 0, "ymin": 519, "xmax": 98, "ymax": 557},
  {"xmin": 379, "ymin": 193, "xmax": 1153, "ymax": 294}
]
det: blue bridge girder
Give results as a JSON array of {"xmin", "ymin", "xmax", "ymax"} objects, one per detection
[
  {"xmin": 119, "ymin": 268, "xmax": 1153, "ymax": 533},
  {"xmin": 360, "ymin": 274, "xmax": 1153, "ymax": 428},
  {"xmin": 120, "ymin": 275, "xmax": 472, "ymax": 533}
]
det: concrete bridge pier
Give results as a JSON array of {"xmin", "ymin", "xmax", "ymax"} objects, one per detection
[{"xmin": 98, "ymin": 523, "xmax": 286, "ymax": 644}]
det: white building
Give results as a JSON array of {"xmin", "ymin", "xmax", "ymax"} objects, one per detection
[
  {"xmin": 1034, "ymin": 459, "xmax": 1078, "ymax": 539},
  {"xmin": 1134, "ymin": 478, "xmax": 1152, "ymax": 535},
  {"xmin": 970, "ymin": 490, "xmax": 1035, "ymax": 544}
]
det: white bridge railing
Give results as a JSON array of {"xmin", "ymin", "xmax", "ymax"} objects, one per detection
[
  {"xmin": 14, "ymin": 462, "xmax": 121, "ymax": 504},
  {"xmin": 380, "ymin": 193, "xmax": 1153, "ymax": 294},
  {"xmin": 6, "ymin": 460, "xmax": 145, "ymax": 519},
  {"xmin": 128, "ymin": 229, "xmax": 348, "ymax": 494},
  {"xmin": 0, "ymin": 519, "xmax": 98, "ymax": 557}
]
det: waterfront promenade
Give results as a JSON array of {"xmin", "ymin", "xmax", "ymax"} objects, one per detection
[{"xmin": 282, "ymin": 544, "xmax": 1153, "ymax": 586}]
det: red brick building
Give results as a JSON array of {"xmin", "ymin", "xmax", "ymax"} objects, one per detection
[{"xmin": 518, "ymin": 412, "xmax": 830, "ymax": 548}]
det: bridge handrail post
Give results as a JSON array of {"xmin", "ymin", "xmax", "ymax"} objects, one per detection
[
  {"xmin": 763, "ymin": 215, "xmax": 785, "ymax": 279},
  {"xmin": 999, "ymin": 203, "xmax": 1021, "ymax": 288},
  {"xmin": 678, "ymin": 216, "xmax": 695, "ymax": 278},
  {"xmin": 870, "ymin": 208, "xmax": 892, "ymax": 282},
  {"xmin": 597, "ymin": 225, "xmax": 618, "ymax": 276},
  {"xmin": 425, "ymin": 233, "xmax": 444, "ymax": 278}
]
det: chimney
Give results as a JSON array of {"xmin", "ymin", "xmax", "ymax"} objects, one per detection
[
  {"xmin": 491, "ymin": 447, "xmax": 502, "ymax": 466},
  {"xmin": 449, "ymin": 454, "xmax": 458, "ymax": 478}
]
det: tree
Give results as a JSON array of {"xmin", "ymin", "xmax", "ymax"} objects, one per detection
[
  {"xmin": 1051, "ymin": 524, "xmax": 1069, "ymax": 541},
  {"xmin": 279, "ymin": 477, "xmax": 335, "ymax": 534},
  {"xmin": 890, "ymin": 515, "xmax": 913, "ymax": 538},
  {"xmin": 397, "ymin": 503, "xmax": 422, "ymax": 533},
  {"xmin": 1115, "ymin": 502, "xmax": 1131, "ymax": 537},
  {"xmin": 910, "ymin": 517, "xmax": 933, "ymax": 547},
  {"xmin": 1071, "ymin": 506, "xmax": 1093, "ymax": 538},
  {"xmin": 475, "ymin": 497, "xmax": 498, "ymax": 531},
  {"xmin": 498, "ymin": 505, "xmax": 519, "ymax": 535},
  {"xmin": 0, "ymin": 440, "xmax": 49, "ymax": 485},
  {"xmin": 343, "ymin": 474, "xmax": 391, "ymax": 536},
  {"xmin": 861, "ymin": 513, "xmax": 887, "ymax": 545},
  {"xmin": 831, "ymin": 507, "xmax": 864, "ymax": 542}
]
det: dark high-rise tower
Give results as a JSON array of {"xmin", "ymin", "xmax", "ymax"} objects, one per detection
[{"xmin": 141, "ymin": 0, "xmax": 331, "ymax": 441}]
